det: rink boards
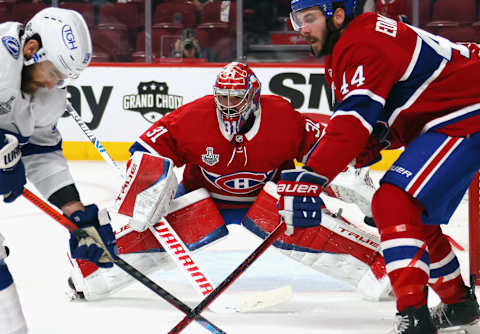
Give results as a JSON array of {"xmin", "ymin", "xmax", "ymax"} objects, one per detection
[{"xmin": 59, "ymin": 62, "xmax": 401, "ymax": 169}]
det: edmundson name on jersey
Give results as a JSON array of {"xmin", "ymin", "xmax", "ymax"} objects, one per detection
[{"xmin": 122, "ymin": 94, "xmax": 183, "ymax": 110}]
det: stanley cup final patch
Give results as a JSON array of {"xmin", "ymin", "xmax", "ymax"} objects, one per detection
[{"xmin": 202, "ymin": 147, "xmax": 219, "ymax": 166}]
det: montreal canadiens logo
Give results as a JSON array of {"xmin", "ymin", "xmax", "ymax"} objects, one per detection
[{"xmin": 201, "ymin": 168, "xmax": 277, "ymax": 194}]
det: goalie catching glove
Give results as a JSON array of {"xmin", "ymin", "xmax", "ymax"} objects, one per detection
[
  {"xmin": 277, "ymin": 166, "xmax": 328, "ymax": 235},
  {"xmin": 69, "ymin": 204, "xmax": 119, "ymax": 268},
  {"xmin": 115, "ymin": 152, "xmax": 178, "ymax": 232}
]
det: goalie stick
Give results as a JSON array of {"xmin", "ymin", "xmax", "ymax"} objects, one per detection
[
  {"xmin": 21, "ymin": 187, "xmax": 226, "ymax": 334},
  {"xmin": 169, "ymin": 222, "xmax": 287, "ymax": 333},
  {"xmin": 66, "ymin": 102, "xmax": 293, "ymax": 313}
]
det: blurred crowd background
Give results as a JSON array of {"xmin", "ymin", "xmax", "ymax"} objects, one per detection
[{"xmin": 1, "ymin": 0, "xmax": 478, "ymax": 63}]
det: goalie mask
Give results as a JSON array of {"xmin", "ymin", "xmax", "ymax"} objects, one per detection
[
  {"xmin": 214, "ymin": 62, "xmax": 261, "ymax": 138},
  {"xmin": 22, "ymin": 7, "xmax": 92, "ymax": 87}
]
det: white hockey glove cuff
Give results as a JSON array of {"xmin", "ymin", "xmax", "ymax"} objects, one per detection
[{"xmin": 0, "ymin": 134, "xmax": 21, "ymax": 169}]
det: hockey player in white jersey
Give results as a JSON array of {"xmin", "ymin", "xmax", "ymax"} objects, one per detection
[{"xmin": 0, "ymin": 8, "xmax": 118, "ymax": 334}]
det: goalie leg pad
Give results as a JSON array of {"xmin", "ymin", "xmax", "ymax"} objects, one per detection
[
  {"xmin": 243, "ymin": 182, "xmax": 382, "ymax": 261},
  {"xmin": 115, "ymin": 187, "xmax": 228, "ymax": 253},
  {"xmin": 69, "ymin": 188, "xmax": 228, "ymax": 300},
  {"xmin": 242, "ymin": 182, "xmax": 391, "ymax": 300},
  {"xmin": 69, "ymin": 251, "xmax": 174, "ymax": 300}
]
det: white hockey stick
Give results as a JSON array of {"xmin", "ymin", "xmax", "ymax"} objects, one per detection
[{"xmin": 66, "ymin": 102, "xmax": 292, "ymax": 312}]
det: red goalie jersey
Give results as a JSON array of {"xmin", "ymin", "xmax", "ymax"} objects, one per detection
[
  {"xmin": 132, "ymin": 95, "xmax": 322, "ymax": 208},
  {"xmin": 308, "ymin": 12, "xmax": 480, "ymax": 181}
]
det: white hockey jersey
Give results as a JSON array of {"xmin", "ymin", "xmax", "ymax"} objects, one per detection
[{"xmin": 0, "ymin": 22, "xmax": 75, "ymax": 199}]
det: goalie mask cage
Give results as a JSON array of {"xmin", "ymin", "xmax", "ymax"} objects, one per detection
[{"xmin": 470, "ymin": 172, "xmax": 480, "ymax": 285}]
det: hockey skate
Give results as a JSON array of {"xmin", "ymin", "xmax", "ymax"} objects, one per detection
[
  {"xmin": 391, "ymin": 304, "xmax": 437, "ymax": 334},
  {"xmin": 430, "ymin": 284, "xmax": 480, "ymax": 333}
]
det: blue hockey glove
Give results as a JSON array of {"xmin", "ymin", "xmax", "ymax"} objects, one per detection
[
  {"xmin": 277, "ymin": 166, "xmax": 328, "ymax": 235},
  {"xmin": 0, "ymin": 133, "xmax": 25, "ymax": 203},
  {"xmin": 69, "ymin": 204, "xmax": 118, "ymax": 268}
]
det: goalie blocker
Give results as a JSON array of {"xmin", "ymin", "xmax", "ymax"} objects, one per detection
[
  {"xmin": 242, "ymin": 182, "xmax": 392, "ymax": 301},
  {"xmin": 115, "ymin": 151, "xmax": 178, "ymax": 232}
]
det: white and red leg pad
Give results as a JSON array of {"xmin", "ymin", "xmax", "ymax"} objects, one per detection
[
  {"xmin": 69, "ymin": 188, "xmax": 228, "ymax": 300},
  {"xmin": 242, "ymin": 181, "xmax": 391, "ymax": 301}
]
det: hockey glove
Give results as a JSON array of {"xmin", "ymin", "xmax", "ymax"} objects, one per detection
[
  {"xmin": 69, "ymin": 204, "xmax": 119, "ymax": 268},
  {"xmin": 354, "ymin": 122, "xmax": 390, "ymax": 169},
  {"xmin": 0, "ymin": 133, "xmax": 25, "ymax": 203},
  {"xmin": 277, "ymin": 166, "xmax": 328, "ymax": 235}
]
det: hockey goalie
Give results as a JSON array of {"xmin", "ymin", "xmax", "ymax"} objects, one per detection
[{"xmin": 67, "ymin": 62, "xmax": 391, "ymax": 302}]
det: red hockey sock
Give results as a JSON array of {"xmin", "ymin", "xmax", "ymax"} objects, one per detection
[
  {"xmin": 372, "ymin": 183, "xmax": 428, "ymax": 311},
  {"xmin": 423, "ymin": 225, "xmax": 467, "ymax": 304}
]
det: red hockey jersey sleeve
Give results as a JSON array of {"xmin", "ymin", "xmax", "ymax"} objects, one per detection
[{"xmin": 307, "ymin": 13, "xmax": 412, "ymax": 182}]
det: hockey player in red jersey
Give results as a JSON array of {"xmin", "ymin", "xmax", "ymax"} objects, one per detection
[
  {"xmin": 68, "ymin": 62, "xmax": 393, "ymax": 304},
  {"xmin": 284, "ymin": 0, "xmax": 480, "ymax": 333}
]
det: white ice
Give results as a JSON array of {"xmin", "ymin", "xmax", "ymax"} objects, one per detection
[{"xmin": 0, "ymin": 161, "xmax": 476, "ymax": 334}]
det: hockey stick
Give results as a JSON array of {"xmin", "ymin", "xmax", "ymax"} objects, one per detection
[
  {"xmin": 66, "ymin": 102, "xmax": 292, "ymax": 312},
  {"xmin": 21, "ymin": 187, "xmax": 226, "ymax": 334},
  {"xmin": 169, "ymin": 221, "xmax": 287, "ymax": 333}
]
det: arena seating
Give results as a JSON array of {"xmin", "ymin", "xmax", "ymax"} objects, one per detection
[
  {"xmin": 11, "ymin": 2, "xmax": 47, "ymax": 24},
  {"xmin": 4, "ymin": 1, "xmax": 480, "ymax": 62},
  {"xmin": 153, "ymin": 1, "xmax": 197, "ymax": 29},
  {"xmin": 59, "ymin": 2, "xmax": 95, "ymax": 28}
]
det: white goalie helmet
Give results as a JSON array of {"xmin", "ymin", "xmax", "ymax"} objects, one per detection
[
  {"xmin": 213, "ymin": 62, "xmax": 261, "ymax": 137},
  {"xmin": 22, "ymin": 7, "xmax": 92, "ymax": 83}
]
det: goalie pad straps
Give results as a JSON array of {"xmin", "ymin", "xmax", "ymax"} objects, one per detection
[
  {"xmin": 242, "ymin": 182, "xmax": 386, "ymax": 278},
  {"xmin": 115, "ymin": 152, "xmax": 178, "ymax": 226},
  {"xmin": 72, "ymin": 188, "xmax": 228, "ymax": 279}
]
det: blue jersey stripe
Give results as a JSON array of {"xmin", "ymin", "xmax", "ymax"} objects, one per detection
[
  {"xmin": 430, "ymin": 256, "xmax": 460, "ymax": 279},
  {"xmin": 383, "ymin": 244, "xmax": 430, "ymax": 265},
  {"xmin": 385, "ymin": 37, "xmax": 445, "ymax": 120},
  {"xmin": 22, "ymin": 140, "xmax": 62, "ymax": 156},
  {"xmin": 335, "ymin": 94, "xmax": 384, "ymax": 130}
]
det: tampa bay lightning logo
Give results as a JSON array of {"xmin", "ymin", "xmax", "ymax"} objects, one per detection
[
  {"xmin": 201, "ymin": 168, "xmax": 277, "ymax": 194},
  {"xmin": 2, "ymin": 36, "xmax": 20, "ymax": 60}
]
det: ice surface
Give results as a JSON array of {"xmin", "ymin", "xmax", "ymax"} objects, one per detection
[{"xmin": 0, "ymin": 162, "xmax": 475, "ymax": 333}]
